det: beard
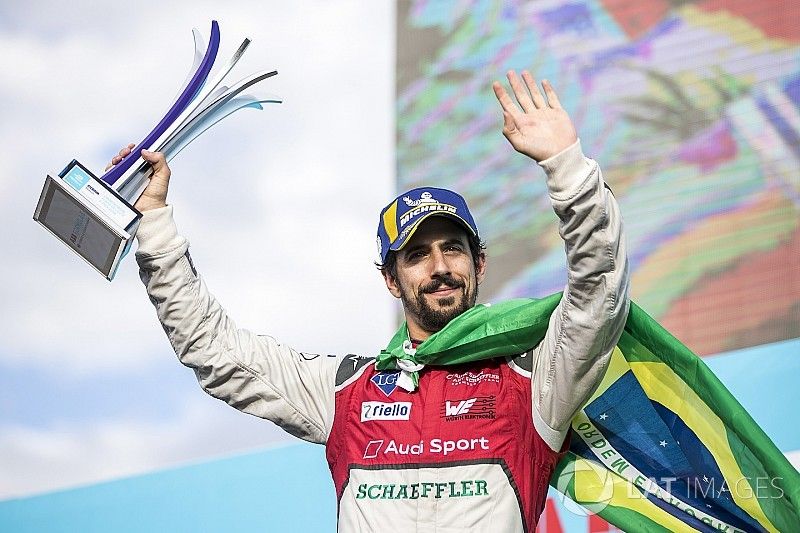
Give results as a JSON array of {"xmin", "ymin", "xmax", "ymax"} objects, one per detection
[{"xmin": 399, "ymin": 273, "xmax": 478, "ymax": 333}]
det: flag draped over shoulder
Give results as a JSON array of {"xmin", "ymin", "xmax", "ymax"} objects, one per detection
[{"xmin": 375, "ymin": 295, "xmax": 800, "ymax": 532}]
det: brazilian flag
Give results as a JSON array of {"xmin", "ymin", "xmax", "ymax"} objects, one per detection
[
  {"xmin": 553, "ymin": 302, "xmax": 800, "ymax": 532},
  {"xmin": 377, "ymin": 296, "xmax": 800, "ymax": 531}
]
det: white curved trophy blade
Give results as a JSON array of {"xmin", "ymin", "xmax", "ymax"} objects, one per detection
[
  {"xmin": 183, "ymin": 28, "xmax": 207, "ymax": 96},
  {"xmin": 117, "ymin": 95, "xmax": 280, "ymax": 202},
  {"xmin": 117, "ymin": 74, "xmax": 279, "ymax": 202},
  {"xmin": 159, "ymin": 28, "xmax": 207, "ymax": 119},
  {"xmin": 155, "ymin": 70, "xmax": 278, "ymax": 155},
  {"xmin": 157, "ymin": 37, "xmax": 251, "ymax": 146},
  {"xmin": 164, "ymin": 94, "xmax": 282, "ymax": 160},
  {"xmin": 185, "ymin": 85, "xmax": 229, "ymax": 123},
  {"xmin": 189, "ymin": 38, "xmax": 250, "ymax": 112}
]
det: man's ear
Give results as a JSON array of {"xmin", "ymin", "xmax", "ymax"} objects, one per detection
[
  {"xmin": 475, "ymin": 252, "xmax": 487, "ymax": 285},
  {"xmin": 382, "ymin": 270, "xmax": 402, "ymax": 299}
]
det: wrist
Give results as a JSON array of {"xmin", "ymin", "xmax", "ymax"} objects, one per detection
[{"xmin": 135, "ymin": 199, "xmax": 168, "ymax": 212}]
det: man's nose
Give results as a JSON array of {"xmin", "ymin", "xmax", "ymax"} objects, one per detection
[{"xmin": 430, "ymin": 248, "xmax": 451, "ymax": 276}]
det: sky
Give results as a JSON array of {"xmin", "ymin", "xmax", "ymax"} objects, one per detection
[{"xmin": 0, "ymin": 0, "xmax": 396, "ymax": 499}]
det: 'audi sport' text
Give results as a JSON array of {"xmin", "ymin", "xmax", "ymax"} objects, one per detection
[{"xmin": 363, "ymin": 437, "xmax": 490, "ymax": 459}]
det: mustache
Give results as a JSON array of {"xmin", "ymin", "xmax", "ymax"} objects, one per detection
[{"xmin": 420, "ymin": 275, "xmax": 465, "ymax": 294}]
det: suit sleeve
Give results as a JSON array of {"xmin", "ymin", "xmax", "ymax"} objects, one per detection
[
  {"xmin": 530, "ymin": 140, "xmax": 631, "ymax": 452},
  {"xmin": 135, "ymin": 206, "xmax": 338, "ymax": 444}
]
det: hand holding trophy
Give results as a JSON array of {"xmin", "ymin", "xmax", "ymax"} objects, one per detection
[
  {"xmin": 106, "ymin": 146, "xmax": 170, "ymax": 213},
  {"xmin": 34, "ymin": 21, "xmax": 280, "ymax": 280}
]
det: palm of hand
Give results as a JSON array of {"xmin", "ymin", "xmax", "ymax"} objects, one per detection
[
  {"xmin": 493, "ymin": 71, "xmax": 578, "ymax": 162},
  {"xmin": 504, "ymin": 107, "xmax": 577, "ymax": 162}
]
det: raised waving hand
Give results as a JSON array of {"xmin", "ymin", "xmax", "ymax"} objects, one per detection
[{"xmin": 493, "ymin": 70, "xmax": 577, "ymax": 162}]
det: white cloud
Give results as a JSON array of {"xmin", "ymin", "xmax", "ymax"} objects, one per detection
[
  {"xmin": 0, "ymin": 0, "xmax": 397, "ymax": 500},
  {"xmin": 0, "ymin": 397, "xmax": 297, "ymax": 499},
  {"xmin": 0, "ymin": 0, "xmax": 396, "ymax": 372}
]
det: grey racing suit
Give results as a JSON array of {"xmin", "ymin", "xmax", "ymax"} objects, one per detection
[{"xmin": 134, "ymin": 140, "xmax": 630, "ymax": 531}]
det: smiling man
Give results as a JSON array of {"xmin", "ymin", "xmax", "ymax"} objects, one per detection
[
  {"xmin": 379, "ymin": 205, "xmax": 485, "ymax": 337},
  {"xmin": 121, "ymin": 70, "xmax": 629, "ymax": 531}
]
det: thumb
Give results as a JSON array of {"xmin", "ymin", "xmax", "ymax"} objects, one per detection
[
  {"xmin": 141, "ymin": 149, "xmax": 170, "ymax": 179},
  {"xmin": 502, "ymin": 111, "xmax": 518, "ymax": 138}
]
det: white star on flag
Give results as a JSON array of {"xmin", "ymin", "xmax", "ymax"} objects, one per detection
[
  {"xmin": 659, "ymin": 440, "xmax": 668, "ymax": 447},
  {"xmin": 599, "ymin": 413, "xmax": 608, "ymax": 420}
]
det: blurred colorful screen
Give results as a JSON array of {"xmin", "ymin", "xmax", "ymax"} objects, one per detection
[{"xmin": 396, "ymin": 0, "xmax": 800, "ymax": 357}]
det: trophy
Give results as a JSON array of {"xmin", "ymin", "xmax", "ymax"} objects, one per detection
[{"xmin": 33, "ymin": 21, "xmax": 280, "ymax": 280}]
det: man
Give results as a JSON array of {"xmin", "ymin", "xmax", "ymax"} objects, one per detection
[{"xmin": 113, "ymin": 71, "xmax": 629, "ymax": 531}]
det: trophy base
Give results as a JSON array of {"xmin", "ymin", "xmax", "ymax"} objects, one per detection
[{"xmin": 33, "ymin": 160, "xmax": 142, "ymax": 280}]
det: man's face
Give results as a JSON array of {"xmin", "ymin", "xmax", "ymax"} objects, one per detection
[{"xmin": 383, "ymin": 217, "xmax": 486, "ymax": 338}]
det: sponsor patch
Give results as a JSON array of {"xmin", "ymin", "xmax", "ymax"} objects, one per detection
[
  {"xmin": 371, "ymin": 371, "xmax": 400, "ymax": 397},
  {"xmin": 361, "ymin": 401, "xmax": 412, "ymax": 422},
  {"xmin": 441, "ymin": 396, "xmax": 496, "ymax": 421},
  {"xmin": 399, "ymin": 202, "xmax": 457, "ymax": 227},
  {"xmin": 362, "ymin": 437, "xmax": 490, "ymax": 459},
  {"xmin": 363, "ymin": 440, "xmax": 385, "ymax": 459},
  {"xmin": 355, "ymin": 480, "xmax": 490, "ymax": 499},
  {"xmin": 446, "ymin": 370, "xmax": 500, "ymax": 386}
]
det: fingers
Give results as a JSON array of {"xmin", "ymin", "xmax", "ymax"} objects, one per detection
[
  {"xmin": 507, "ymin": 71, "xmax": 535, "ymax": 113},
  {"xmin": 492, "ymin": 81, "xmax": 518, "ymax": 115},
  {"xmin": 541, "ymin": 79, "xmax": 562, "ymax": 109},
  {"xmin": 105, "ymin": 142, "xmax": 136, "ymax": 171},
  {"xmin": 494, "ymin": 71, "xmax": 558, "ymax": 114},
  {"xmin": 521, "ymin": 71, "xmax": 546, "ymax": 109}
]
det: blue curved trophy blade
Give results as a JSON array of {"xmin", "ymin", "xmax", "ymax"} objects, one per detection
[{"xmin": 100, "ymin": 20, "xmax": 221, "ymax": 186}]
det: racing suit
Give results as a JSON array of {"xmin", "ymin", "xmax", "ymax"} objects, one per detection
[{"xmin": 135, "ymin": 140, "xmax": 630, "ymax": 532}]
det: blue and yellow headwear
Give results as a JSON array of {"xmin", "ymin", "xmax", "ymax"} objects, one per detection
[{"xmin": 376, "ymin": 187, "xmax": 479, "ymax": 264}]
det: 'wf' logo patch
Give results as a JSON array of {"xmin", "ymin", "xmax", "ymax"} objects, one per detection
[
  {"xmin": 440, "ymin": 396, "xmax": 496, "ymax": 421},
  {"xmin": 445, "ymin": 398, "xmax": 477, "ymax": 416}
]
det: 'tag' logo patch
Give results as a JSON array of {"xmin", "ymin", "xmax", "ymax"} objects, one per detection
[{"xmin": 371, "ymin": 371, "xmax": 400, "ymax": 397}]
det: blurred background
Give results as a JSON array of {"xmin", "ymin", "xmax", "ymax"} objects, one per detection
[{"xmin": 0, "ymin": 1, "xmax": 797, "ymax": 531}]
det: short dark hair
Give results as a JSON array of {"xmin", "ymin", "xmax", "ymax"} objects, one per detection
[{"xmin": 376, "ymin": 233, "xmax": 486, "ymax": 279}]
